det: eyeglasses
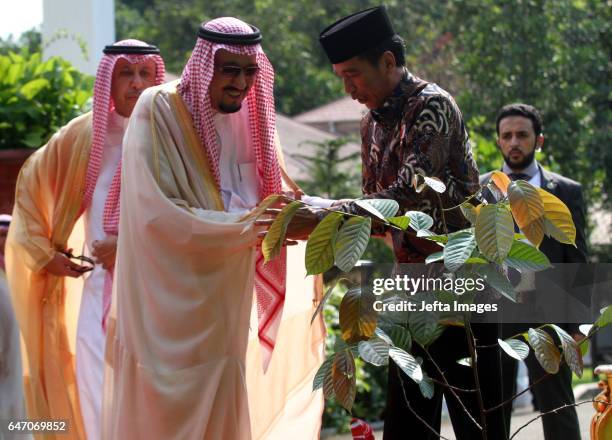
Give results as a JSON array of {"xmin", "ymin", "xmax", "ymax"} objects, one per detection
[
  {"xmin": 62, "ymin": 251, "xmax": 95, "ymax": 273},
  {"xmin": 216, "ymin": 64, "xmax": 260, "ymax": 78}
]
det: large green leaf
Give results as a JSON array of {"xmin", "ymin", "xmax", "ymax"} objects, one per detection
[
  {"xmin": 354, "ymin": 199, "xmax": 399, "ymax": 219},
  {"xmin": 332, "ymin": 349, "xmax": 356, "ymax": 411},
  {"xmin": 549, "ymin": 324, "xmax": 584, "ymax": 377},
  {"xmin": 305, "ymin": 212, "xmax": 343, "ymax": 275},
  {"xmin": 358, "ymin": 337, "xmax": 390, "ymax": 366},
  {"xmin": 363, "ymin": 199, "xmax": 399, "ymax": 218},
  {"xmin": 406, "ymin": 211, "xmax": 434, "ymax": 231},
  {"xmin": 507, "ymin": 181, "xmax": 545, "ymax": 247},
  {"xmin": 409, "ymin": 310, "xmax": 441, "ymax": 346},
  {"xmin": 339, "ymin": 288, "xmax": 378, "ymax": 343},
  {"xmin": 474, "ymin": 204, "xmax": 514, "ymax": 262},
  {"xmin": 262, "ymin": 201, "xmax": 302, "ymax": 262},
  {"xmin": 313, "ymin": 356, "xmax": 334, "ymax": 391},
  {"xmin": 498, "ymin": 338, "xmax": 530, "ymax": 360},
  {"xmin": 527, "ymin": 328, "xmax": 561, "ymax": 374},
  {"xmin": 379, "ymin": 324, "xmax": 412, "ymax": 352},
  {"xmin": 389, "ymin": 347, "xmax": 423, "ymax": 383},
  {"xmin": 476, "ymin": 265, "xmax": 517, "ymax": 302},
  {"xmin": 505, "ymin": 240, "xmax": 552, "ymax": 272},
  {"xmin": 444, "ymin": 230, "xmax": 477, "ymax": 271},
  {"xmin": 335, "ymin": 217, "xmax": 372, "ymax": 272}
]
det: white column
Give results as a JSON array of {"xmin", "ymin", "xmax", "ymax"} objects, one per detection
[{"xmin": 42, "ymin": 0, "xmax": 115, "ymax": 75}]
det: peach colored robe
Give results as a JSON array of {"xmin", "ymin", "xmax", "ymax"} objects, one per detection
[
  {"xmin": 6, "ymin": 114, "xmax": 91, "ymax": 440},
  {"xmin": 103, "ymin": 82, "xmax": 324, "ymax": 440}
]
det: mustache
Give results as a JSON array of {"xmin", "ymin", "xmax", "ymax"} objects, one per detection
[
  {"xmin": 126, "ymin": 90, "xmax": 143, "ymax": 99},
  {"xmin": 223, "ymin": 87, "xmax": 247, "ymax": 93}
]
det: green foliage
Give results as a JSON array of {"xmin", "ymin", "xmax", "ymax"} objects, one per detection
[
  {"xmin": 0, "ymin": 29, "xmax": 42, "ymax": 56},
  {"xmin": 0, "ymin": 49, "xmax": 93, "ymax": 149},
  {"xmin": 116, "ymin": 0, "xmax": 609, "ymax": 209},
  {"xmin": 295, "ymin": 138, "xmax": 361, "ymax": 200}
]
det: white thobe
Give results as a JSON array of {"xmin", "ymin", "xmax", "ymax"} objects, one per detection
[
  {"xmin": 212, "ymin": 106, "xmax": 260, "ymax": 213},
  {"xmin": 76, "ymin": 110, "xmax": 126, "ymax": 440}
]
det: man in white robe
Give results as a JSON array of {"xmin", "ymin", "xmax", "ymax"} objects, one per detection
[
  {"xmin": 103, "ymin": 17, "xmax": 325, "ymax": 440},
  {"xmin": 6, "ymin": 41, "xmax": 164, "ymax": 440}
]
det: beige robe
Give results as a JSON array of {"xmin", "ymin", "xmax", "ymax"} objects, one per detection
[
  {"xmin": 103, "ymin": 82, "xmax": 324, "ymax": 440},
  {"xmin": 5, "ymin": 114, "xmax": 91, "ymax": 440}
]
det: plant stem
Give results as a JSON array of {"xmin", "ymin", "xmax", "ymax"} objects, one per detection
[
  {"xmin": 424, "ymin": 348, "xmax": 482, "ymax": 430},
  {"xmin": 394, "ymin": 367, "xmax": 453, "ymax": 440},
  {"xmin": 509, "ymin": 399, "xmax": 611, "ymax": 439},
  {"xmin": 465, "ymin": 323, "xmax": 488, "ymax": 440}
]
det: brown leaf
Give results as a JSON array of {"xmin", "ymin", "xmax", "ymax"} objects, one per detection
[{"xmin": 332, "ymin": 349, "xmax": 356, "ymax": 412}]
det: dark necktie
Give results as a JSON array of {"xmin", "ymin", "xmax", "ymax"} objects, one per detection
[{"xmin": 509, "ymin": 172, "xmax": 529, "ymax": 181}]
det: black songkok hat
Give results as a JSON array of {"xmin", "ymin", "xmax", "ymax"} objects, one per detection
[
  {"xmin": 319, "ymin": 6, "xmax": 395, "ymax": 64},
  {"xmin": 198, "ymin": 23, "xmax": 262, "ymax": 45},
  {"xmin": 102, "ymin": 44, "xmax": 160, "ymax": 55}
]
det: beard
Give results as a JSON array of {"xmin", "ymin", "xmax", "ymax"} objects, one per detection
[
  {"xmin": 503, "ymin": 148, "xmax": 536, "ymax": 170},
  {"xmin": 218, "ymin": 102, "xmax": 242, "ymax": 113}
]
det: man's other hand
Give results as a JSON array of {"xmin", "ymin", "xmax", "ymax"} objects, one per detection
[
  {"xmin": 44, "ymin": 251, "xmax": 89, "ymax": 278},
  {"xmin": 92, "ymin": 235, "xmax": 118, "ymax": 270}
]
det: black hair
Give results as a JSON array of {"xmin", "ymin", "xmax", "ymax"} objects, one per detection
[
  {"xmin": 357, "ymin": 34, "xmax": 406, "ymax": 67},
  {"xmin": 496, "ymin": 103, "xmax": 543, "ymax": 136}
]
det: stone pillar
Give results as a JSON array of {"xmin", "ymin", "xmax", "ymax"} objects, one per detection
[{"xmin": 42, "ymin": 0, "xmax": 115, "ymax": 75}]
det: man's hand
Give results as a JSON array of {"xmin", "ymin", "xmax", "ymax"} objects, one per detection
[
  {"xmin": 572, "ymin": 332, "xmax": 586, "ymax": 344},
  {"xmin": 44, "ymin": 251, "xmax": 89, "ymax": 278},
  {"xmin": 91, "ymin": 235, "xmax": 118, "ymax": 270},
  {"xmin": 255, "ymin": 207, "xmax": 320, "ymax": 243}
]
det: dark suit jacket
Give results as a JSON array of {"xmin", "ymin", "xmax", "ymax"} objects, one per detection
[{"xmin": 480, "ymin": 165, "xmax": 589, "ymax": 333}]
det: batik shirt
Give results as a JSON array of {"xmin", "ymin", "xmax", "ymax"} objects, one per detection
[{"xmin": 349, "ymin": 69, "xmax": 479, "ymax": 262}]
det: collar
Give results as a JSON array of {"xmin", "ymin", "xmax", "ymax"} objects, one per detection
[
  {"xmin": 370, "ymin": 68, "xmax": 426, "ymax": 129},
  {"xmin": 502, "ymin": 159, "xmax": 540, "ymax": 180},
  {"xmin": 109, "ymin": 110, "xmax": 129, "ymax": 131}
]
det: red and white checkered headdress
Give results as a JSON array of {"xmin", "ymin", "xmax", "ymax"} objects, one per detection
[
  {"xmin": 83, "ymin": 39, "xmax": 165, "ymax": 230},
  {"xmin": 177, "ymin": 17, "xmax": 281, "ymax": 198},
  {"xmin": 178, "ymin": 18, "xmax": 285, "ymax": 369}
]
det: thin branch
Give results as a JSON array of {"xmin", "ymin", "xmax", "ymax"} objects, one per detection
[
  {"xmin": 441, "ymin": 187, "xmax": 484, "ymax": 212},
  {"xmin": 485, "ymin": 372, "xmax": 550, "ymax": 413},
  {"xmin": 465, "ymin": 323, "xmax": 488, "ymax": 440},
  {"xmin": 435, "ymin": 192, "xmax": 449, "ymax": 235},
  {"xmin": 429, "ymin": 377, "xmax": 478, "ymax": 393},
  {"xmin": 423, "ymin": 347, "xmax": 482, "ymax": 431},
  {"xmin": 509, "ymin": 399, "xmax": 612, "ymax": 440},
  {"xmin": 485, "ymin": 325, "xmax": 602, "ymax": 414},
  {"xmin": 394, "ymin": 367, "xmax": 452, "ymax": 440}
]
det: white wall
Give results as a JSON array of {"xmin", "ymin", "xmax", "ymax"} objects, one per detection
[{"xmin": 42, "ymin": 0, "xmax": 115, "ymax": 75}]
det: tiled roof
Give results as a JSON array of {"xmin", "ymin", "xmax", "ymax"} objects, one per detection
[
  {"xmin": 276, "ymin": 114, "xmax": 360, "ymax": 180},
  {"xmin": 294, "ymin": 96, "xmax": 368, "ymax": 124}
]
